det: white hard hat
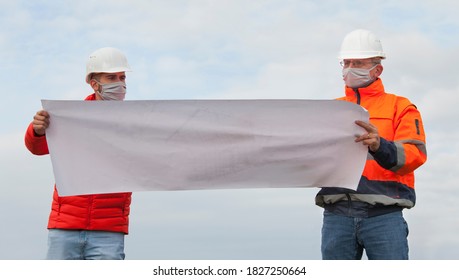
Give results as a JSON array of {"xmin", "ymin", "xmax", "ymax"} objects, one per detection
[
  {"xmin": 338, "ymin": 29, "xmax": 386, "ymax": 60},
  {"xmin": 85, "ymin": 47, "xmax": 131, "ymax": 83}
]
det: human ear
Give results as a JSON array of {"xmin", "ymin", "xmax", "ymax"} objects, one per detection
[
  {"xmin": 90, "ymin": 79, "xmax": 100, "ymax": 92},
  {"xmin": 374, "ymin": 64, "xmax": 383, "ymax": 77}
]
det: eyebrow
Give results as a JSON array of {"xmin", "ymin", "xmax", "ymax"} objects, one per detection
[{"xmin": 104, "ymin": 74, "xmax": 125, "ymax": 79}]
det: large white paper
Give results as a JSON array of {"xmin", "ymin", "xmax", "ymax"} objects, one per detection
[{"xmin": 42, "ymin": 99, "xmax": 369, "ymax": 196}]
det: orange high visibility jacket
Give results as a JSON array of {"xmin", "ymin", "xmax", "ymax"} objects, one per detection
[
  {"xmin": 316, "ymin": 78, "xmax": 427, "ymax": 209},
  {"xmin": 24, "ymin": 94, "xmax": 132, "ymax": 234}
]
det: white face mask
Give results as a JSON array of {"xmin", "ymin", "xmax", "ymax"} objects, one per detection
[
  {"xmin": 96, "ymin": 81, "xmax": 126, "ymax": 100},
  {"xmin": 342, "ymin": 64, "xmax": 378, "ymax": 88}
]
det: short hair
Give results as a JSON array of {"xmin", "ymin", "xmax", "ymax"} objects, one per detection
[
  {"xmin": 89, "ymin": 73, "xmax": 102, "ymax": 82},
  {"xmin": 371, "ymin": 57, "xmax": 382, "ymax": 65}
]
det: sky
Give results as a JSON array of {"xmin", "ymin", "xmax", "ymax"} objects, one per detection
[{"xmin": 0, "ymin": 0, "xmax": 458, "ymax": 260}]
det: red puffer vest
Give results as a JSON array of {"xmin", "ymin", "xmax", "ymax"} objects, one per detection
[{"xmin": 24, "ymin": 94, "xmax": 131, "ymax": 234}]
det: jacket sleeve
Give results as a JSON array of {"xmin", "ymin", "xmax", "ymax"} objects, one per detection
[
  {"xmin": 24, "ymin": 123, "xmax": 49, "ymax": 155},
  {"xmin": 369, "ymin": 137, "xmax": 397, "ymax": 169},
  {"xmin": 371, "ymin": 102, "xmax": 427, "ymax": 175}
]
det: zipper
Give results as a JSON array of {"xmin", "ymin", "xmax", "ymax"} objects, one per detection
[
  {"xmin": 345, "ymin": 193, "xmax": 352, "ymax": 216},
  {"xmin": 353, "ymin": 88, "xmax": 361, "ymax": 105},
  {"xmin": 351, "ymin": 88, "xmax": 361, "ymax": 216}
]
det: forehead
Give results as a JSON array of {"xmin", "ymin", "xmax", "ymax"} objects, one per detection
[
  {"xmin": 98, "ymin": 72, "xmax": 126, "ymax": 78},
  {"xmin": 342, "ymin": 58, "xmax": 373, "ymax": 62}
]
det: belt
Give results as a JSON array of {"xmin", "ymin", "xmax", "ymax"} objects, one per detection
[{"xmin": 324, "ymin": 200, "xmax": 403, "ymax": 218}]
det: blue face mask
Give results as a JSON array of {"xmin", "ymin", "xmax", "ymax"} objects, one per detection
[
  {"xmin": 342, "ymin": 64, "xmax": 378, "ymax": 88},
  {"xmin": 97, "ymin": 81, "xmax": 126, "ymax": 100}
]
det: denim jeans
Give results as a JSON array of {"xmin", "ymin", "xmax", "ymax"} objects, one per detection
[
  {"xmin": 321, "ymin": 210, "xmax": 409, "ymax": 260},
  {"xmin": 46, "ymin": 229, "xmax": 125, "ymax": 260}
]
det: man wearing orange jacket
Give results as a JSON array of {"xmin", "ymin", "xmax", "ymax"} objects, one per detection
[
  {"xmin": 315, "ymin": 29, "xmax": 427, "ymax": 260},
  {"xmin": 25, "ymin": 47, "xmax": 133, "ymax": 260}
]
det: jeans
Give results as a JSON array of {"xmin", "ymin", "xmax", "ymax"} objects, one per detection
[
  {"xmin": 46, "ymin": 229, "xmax": 125, "ymax": 260},
  {"xmin": 321, "ymin": 210, "xmax": 409, "ymax": 260}
]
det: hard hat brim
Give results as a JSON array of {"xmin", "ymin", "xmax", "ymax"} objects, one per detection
[{"xmin": 338, "ymin": 52, "xmax": 386, "ymax": 60}]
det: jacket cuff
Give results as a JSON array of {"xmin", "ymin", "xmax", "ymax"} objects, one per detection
[{"xmin": 369, "ymin": 137, "xmax": 397, "ymax": 169}]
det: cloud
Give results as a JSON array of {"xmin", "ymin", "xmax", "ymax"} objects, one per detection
[{"xmin": 1, "ymin": 0, "xmax": 459, "ymax": 260}]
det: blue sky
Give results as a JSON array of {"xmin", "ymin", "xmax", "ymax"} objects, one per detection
[{"xmin": 1, "ymin": 0, "xmax": 458, "ymax": 260}]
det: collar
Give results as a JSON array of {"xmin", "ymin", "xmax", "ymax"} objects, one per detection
[
  {"xmin": 85, "ymin": 93, "xmax": 97, "ymax": 100},
  {"xmin": 344, "ymin": 78, "xmax": 386, "ymax": 98}
]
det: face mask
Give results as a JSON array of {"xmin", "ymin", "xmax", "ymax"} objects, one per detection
[
  {"xmin": 96, "ymin": 81, "xmax": 126, "ymax": 100},
  {"xmin": 342, "ymin": 64, "xmax": 378, "ymax": 88}
]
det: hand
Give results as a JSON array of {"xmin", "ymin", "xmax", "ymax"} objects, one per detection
[
  {"xmin": 32, "ymin": 110, "xmax": 50, "ymax": 136},
  {"xmin": 354, "ymin": 120, "xmax": 380, "ymax": 152}
]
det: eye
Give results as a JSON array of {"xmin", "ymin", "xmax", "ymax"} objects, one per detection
[{"xmin": 340, "ymin": 61, "xmax": 351, "ymax": 67}]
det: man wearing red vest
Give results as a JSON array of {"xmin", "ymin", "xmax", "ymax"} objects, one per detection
[
  {"xmin": 25, "ymin": 47, "xmax": 133, "ymax": 259},
  {"xmin": 315, "ymin": 30, "xmax": 427, "ymax": 259}
]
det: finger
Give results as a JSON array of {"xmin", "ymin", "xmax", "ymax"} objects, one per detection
[
  {"xmin": 355, "ymin": 120, "xmax": 372, "ymax": 131},
  {"xmin": 355, "ymin": 120, "xmax": 380, "ymax": 137},
  {"xmin": 36, "ymin": 110, "xmax": 50, "ymax": 118},
  {"xmin": 38, "ymin": 110, "xmax": 50, "ymax": 117},
  {"xmin": 34, "ymin": 111, "xmax": 50, "ymax": 123},
  {"xmin": 34, "ymin": 114, "xmax": 44, "ymax": 121},
  {"xmin": 32, "ymin": 121, "xmax": 49, "ymax": 130},
  {"xmin": 355, "ymin": 132, "xmax": 373, "ymax": 143},
  {"xmin": 33, "ymin": 117, "xmax": 49, "ymax": 127}
]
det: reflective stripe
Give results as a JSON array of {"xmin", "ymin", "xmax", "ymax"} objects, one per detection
[
  {"xmin": 366, "ymin": 139, "xmax": 427, "ymax": 167},
  {"xmin": 397, "ymin": 139, "xmax": 427, "ymax": 155},
  {"xmin": 318, "ymin": 79, "xmax": 426, "ymax": 212},
  {"xmin": 390, "ymin": 142, "xmax": 406, "ymax": 172},
  {"xmin": 318, "ymin": 193, "xmax": 414, "ymax": 208},
  {"xmin": 315, "ymin": 176, "xmax": 416, "ymax": 209},
  {"xmin": 391, "ymin": 139, "xmax": 427, "ymax": 172}
]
